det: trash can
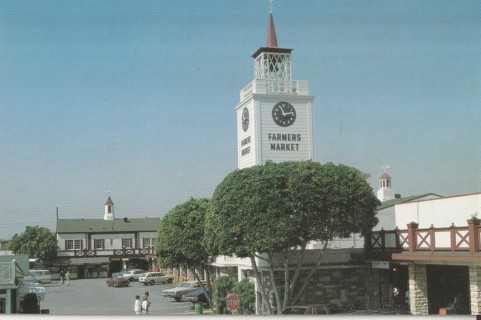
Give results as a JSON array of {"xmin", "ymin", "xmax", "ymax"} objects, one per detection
[
  {"xmin": 439, "ymin": 307, "xmax": 456, "ymax": 315},
  {"xmin": 195, "ymin": 303, "xmax": 203, "ymax": 315}
]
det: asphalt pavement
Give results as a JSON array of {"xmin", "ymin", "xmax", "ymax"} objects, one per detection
[{"xmin": 40, "ymin": 278, "xmax": 208, "ymax": 315}]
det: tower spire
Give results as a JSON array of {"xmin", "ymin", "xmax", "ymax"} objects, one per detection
[{"xmin": 266, "ymin": 12, "xmax": 278, "ymax": 48}]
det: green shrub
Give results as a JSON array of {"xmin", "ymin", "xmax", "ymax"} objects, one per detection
[
  {"xmin": 233, "ymin": 278, "xmax": 256, "ymax": 314},
  {"xmin": 212, "ymin": 276, "xmax": 234, "ymax": 314}
]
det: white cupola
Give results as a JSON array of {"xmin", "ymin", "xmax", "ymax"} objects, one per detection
[
  {"xmin": 377, "ymin": 172, "xmax": 395, "ymax": 202},
  {"xmin": 104, "ymin": 196, "xmax": 114, "ymax": 220}
]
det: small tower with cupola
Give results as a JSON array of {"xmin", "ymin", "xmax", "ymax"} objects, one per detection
[
  {"xmin": 377, "ymin": 171, "xmax": 395, "ymax": 202},
  {"xmin": 236, "ymin": 8, "xmax": 314, "ymax": 169},
  {"xmin": 104, "ymin": 195, "xmax": 115, "ymax": 221}
]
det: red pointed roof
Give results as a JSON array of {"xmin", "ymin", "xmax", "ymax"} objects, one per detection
[
  {"xmin": 105, "ymin": 196, "xmax": 114, "ymax": 206},
  {"xmin": 380, "ymin": 172, "xmax": 391, "ymax": 180},
  {"xmin": 252, "ymin": 12, "xmax": 292, "ymax": 59},
  {"xmin": 266, "ymin": 13, "xmax": 278, "ymax": 48}
]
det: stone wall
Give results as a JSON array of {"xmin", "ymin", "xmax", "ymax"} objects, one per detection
[
  {"xmin": 469, "ymin": 266, "xmax": 481, "ymax": 315},
  {"xmin": 408, "ymin": 263, "xmax": 428, "ymax": 315},
  {"xmin": 258, "ymin": 265, "xmax": 383, "ymax": 313}
]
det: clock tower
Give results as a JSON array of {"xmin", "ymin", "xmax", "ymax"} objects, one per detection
[{"xmin": 236, "ymin": 11, "xmax": 314, "ymax": 169}]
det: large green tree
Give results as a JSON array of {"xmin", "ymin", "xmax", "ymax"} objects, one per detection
[
  {"xmin": 9, "ymin": 226, "xmax": 57, "ymax": 261},
  {"xmin": 155, "ymin": 198, "xmax": 212, "ymax": 304},
  {"xmin": 205, "ymin": 161, "xmax": 379, "ymax": 314}
]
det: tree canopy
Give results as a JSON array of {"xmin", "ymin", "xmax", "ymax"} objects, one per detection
[
  {"xmin": 205, "ymin": 161, "xmax": 380, "ymax": 314},
  {"xmin": 9, "ymin": 226, "xmax": 57, "ymax": 261},
  {"xmin": 155, "ymin": 197, "xmax": 213, "ymax": 305},
  {"xmin": 156, "ymin": 197, "xmax": 210, "ymax": 269}
]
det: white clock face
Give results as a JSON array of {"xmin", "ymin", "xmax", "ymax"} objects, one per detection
[{"xmin": 272, "ymin": 102, "xmax": 296, "ymax": 127}]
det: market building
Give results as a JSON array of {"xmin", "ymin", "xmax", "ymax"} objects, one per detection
[
  {"xmin": 366, "ymin": 191, "xmax": 481, "ymax": 315},
  {"xmin": 53, "ymin": 196, "xmax": 159, "ymax": 279}
]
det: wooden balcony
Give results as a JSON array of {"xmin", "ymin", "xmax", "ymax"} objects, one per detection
[
  {"xmin": 57, "ymin": 247, "xmax": 156, "ymax": 258},
  {"xmin": 366, "ymin": 218, "xmax": 481, "ymax": 254}
]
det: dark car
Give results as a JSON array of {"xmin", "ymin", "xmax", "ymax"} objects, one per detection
[
  {"xmin": 281, "ymin": 304, "xmax": 338, "ymax": 315},
  {"xmin": 182, "ymin": 286, "xmax": 210, "ymax": 306},
  {"xmin": 106, "ymin": 276, "xmax": 130, "ymax": 287}
]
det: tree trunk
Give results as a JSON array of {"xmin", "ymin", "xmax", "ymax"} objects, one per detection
[
  {"xmin": 291, "ymin": 241, "xmax": 329, "ymax": 305},
  {"xmin": 282, "ymin": 249, "xmax": 290, "ymax": 311},
  {"xmin": 250, "ymin": 255, "xmax": 272, "ymax": 315},
  {"xmin": 287, "ymin": 242, "xmax": 307, "ymax": 302},
  {"xmin": 266, "ymin": 253, "xmax": 283, "ymax": 314}
]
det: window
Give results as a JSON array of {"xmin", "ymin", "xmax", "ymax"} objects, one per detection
[
  {"xmin": 122, "ymin": 238, "xmax": 132, "ymax": 248},
  {"xmin": 74, "ymin": 240, "xmax": 82, "ymax": 250},
  {"xmin": 65, "ymin": 240, "xmax": 83, "ymax": 250},
  {"xmin": 110, "ymin": 239, "xmax": 113, "ymax": 246},
  {"xmin": 143, "ymin": 238, "xmax": 156, "ymax": 248},
  {"xmin": 94, "ymin": 239, "xmax": 104, "ymax": 250}
]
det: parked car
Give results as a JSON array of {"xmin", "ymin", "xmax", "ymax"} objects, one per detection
[
  {"xmin": 281, "ymin": 304, "xmax": 339, "ymax": 315},
  {"xmin": 339, "ymin": 308, "xmax": 404, "ymax": 315},
  {"xmin": 182, "ymin": 286, "xmax": 210, "ymax": 306},
  {"xmin": 106, "ymin": 276, "xmax": 130, "ymax": 287},
  {"xmin": 112, "ymin": 269, "xmax": 145, "ymax": 282},
  {"xmin": 23, "ymin": 270, "xmax": 52, "ymax": 285},
  {"xmin": 162, "ymin": 281, "xmax": 206, "ymax": 301},
  {"xmin": 139, "ymin": 272, "xmax": 174, "ymax": 285}
]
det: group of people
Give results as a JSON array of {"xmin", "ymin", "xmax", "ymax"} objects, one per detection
[
  {"xmin": 134, "ymin": 291, "xmax": 150, "ymax": 315},
  {"xmin": 59, "ymin": 269, "xmax": 70, "ymax": 286}
]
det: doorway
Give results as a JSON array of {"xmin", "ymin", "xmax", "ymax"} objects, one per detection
[{"xmin": 426, "ymin": 265, "xmax": 470, "ymax": 314}]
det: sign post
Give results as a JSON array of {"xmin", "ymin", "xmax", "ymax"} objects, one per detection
[{"xmin": 226, "ymin": 294, "xmax": 240, "ymax": 314}]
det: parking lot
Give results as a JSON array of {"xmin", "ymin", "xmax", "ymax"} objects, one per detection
[{"xmin": 40, "ymin": 278, "xmax": 205, "ymax": 315}]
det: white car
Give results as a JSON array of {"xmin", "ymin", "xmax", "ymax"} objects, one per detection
[
  {"xmin": 139, "ymin": 272, "xmax": 174, "ymax": 285},
  {"xmin": 120, "ymin": 269, "xmax": 146, "ymax": 282},
  {"xmin": 162, "ymin": 281, "xmax": 206, "ymax": 301},
  {"xmin": 23, "ymin": 270, "xmax": 52, "ymax": 285}
]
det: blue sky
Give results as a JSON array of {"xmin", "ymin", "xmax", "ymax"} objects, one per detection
[{"xmin": 1, "ymin": 1, "xmax": 480, "ymax": 239}]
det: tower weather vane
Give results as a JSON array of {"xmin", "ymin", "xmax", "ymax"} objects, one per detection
[
  {"xmin": 269, "ymin": 0, "xmax": 274, "ymax": 13},
  {"xmin": 381, "ymin": 165, "xmax": 390, "ymax": 173}
]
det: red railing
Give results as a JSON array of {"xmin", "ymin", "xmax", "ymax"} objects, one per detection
[{"xmin": 366, "ymin": 218, "xmax": 481, "ymax": 253}]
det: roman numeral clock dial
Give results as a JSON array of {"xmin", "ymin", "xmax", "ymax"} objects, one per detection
[{"xmin": 272, "ymin": 102, "xmax": 296, "ymax": 127}]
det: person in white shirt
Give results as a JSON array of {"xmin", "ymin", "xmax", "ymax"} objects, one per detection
[
  {"xmin": 134, "ymin": 295, "xmax": 142, "ymax": 315},
  {"xmin": 141, "ymin": 296, "xmax": 149, "ymax": 314}
]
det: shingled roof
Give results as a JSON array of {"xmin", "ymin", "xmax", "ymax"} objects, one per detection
[
  {"xmin": 377, "ymin": 193, "xmax": 443, "ymax": 211},
  {"xmin": 57, "ymin": 217, "xmax": 160, "ymax": 233}
]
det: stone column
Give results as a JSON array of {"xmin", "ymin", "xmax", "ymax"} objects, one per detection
[
  {"xmin": 408, "ymin": 263, "xmax": 428, "ymax": 315},
  {"xmin": 469, "ymin": 266, "xmax": 481, "ymax": 315}
]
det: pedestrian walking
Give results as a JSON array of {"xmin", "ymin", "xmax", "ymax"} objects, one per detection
[
  {"xmin": 65, "ymin": 270, "xmax": 70, "ymax": 286},
  {"xmin": 134, "ymin": 295, "xmax": 142, "ymax": 315},
  {"xmin": 141, "ymin": 296, "xmax": 149, "ymax": 314},
  {"xmin": 59, "ymin": 269, "xmax": 65, "ymax": 284},
  {"xmin": 143, "ymin": 291, "xmax": 150, "ymax": 312}
]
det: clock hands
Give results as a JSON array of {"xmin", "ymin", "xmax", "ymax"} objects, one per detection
[{"xmin": 278, "ymin": 105, "xmax": 294, "ymax": 117}]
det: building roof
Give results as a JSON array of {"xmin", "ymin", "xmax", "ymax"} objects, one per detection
[
  {"xmin": 380, "ymin": 172, "xmax": 391, "ymax": 179},
  {"xmin": 377, "ymin": 193, "xmax": 443, "ymax": 210},
  {"xmin": 105, "ymin": 196, "xmax": 114, "ymax": 206},
  {"xmin": 57, "ymin": 217, "xmax": 160, "ymax": 233}
]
